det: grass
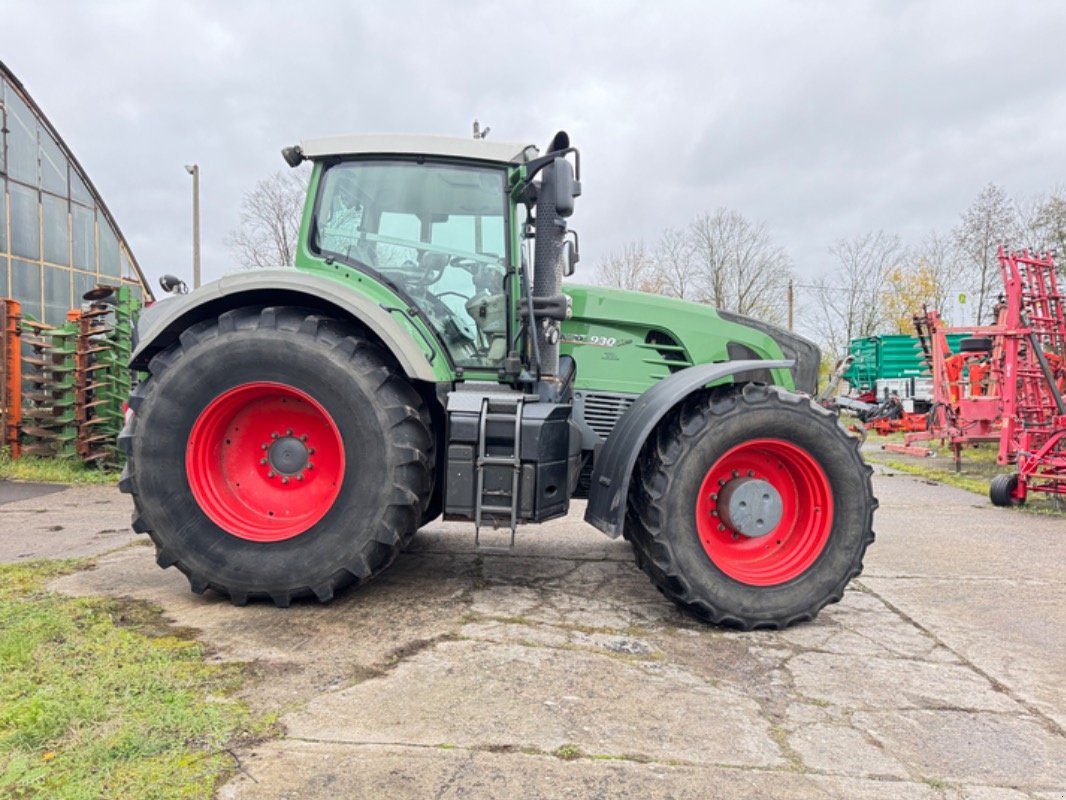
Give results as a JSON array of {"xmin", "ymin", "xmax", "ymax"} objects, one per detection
[
  {"xmin": 0, "ymin": 559, "xmax": 268, "ymax": 799},
  {"xmin": 551, "ymin": 743, "xmax": 585, "ymax": 761},
  {"xmin": 0, "ymin": 451, "xmax": 119, "ymax": 486}
]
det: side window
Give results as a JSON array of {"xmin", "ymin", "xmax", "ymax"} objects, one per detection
[{"xmin": 375, "ymin": 212, "xmax": 421, "ymax": 268}]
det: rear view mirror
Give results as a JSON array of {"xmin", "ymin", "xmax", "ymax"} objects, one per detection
[
  {"xmin": 562, "ymin": 231, "xmax": 580, "ymax": 277},
  {"xmin": 553, "ymin": 157, "xmax": 581, "ymax": 218},
  {"xmin": 159, "ymin": 274, "xmax": 189, "ymax": 295}
]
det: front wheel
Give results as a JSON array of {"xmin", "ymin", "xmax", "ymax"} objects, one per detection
[{"xmin": 627, "ymin": 383, "xmax": 876, "ymax": 630}]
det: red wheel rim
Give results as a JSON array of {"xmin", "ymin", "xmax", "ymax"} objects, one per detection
[
  {"xmin": 695, "ymin": 439, "xmax": 833, "ymax": 586},
  {"xmin": 186, "ymin": 382, "xmax": 345, "ymax": 542}
]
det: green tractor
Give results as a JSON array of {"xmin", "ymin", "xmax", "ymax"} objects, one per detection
[{"xmin": 120, "ymin": 131, "xmax": 875, "ymax": 629}]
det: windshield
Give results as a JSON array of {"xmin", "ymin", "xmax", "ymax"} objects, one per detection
[{"xmin": 313, "ymin": 160, "xmax": 510, "ymax": 368}]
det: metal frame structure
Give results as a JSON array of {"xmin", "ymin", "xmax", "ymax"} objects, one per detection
[
  {"xmin": 901, "ymin": 248, "xmax": 1066, "ymax": 500},
  {"xmin": 991, "ymin": 249, "xmax": 1066, "ymax": 503},
  {"xmin": 902, "ymin": 308, "xmax": 1002, "ymax": 469}
]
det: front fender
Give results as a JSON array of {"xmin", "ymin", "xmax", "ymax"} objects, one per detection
[
  {"xmin": 584, "ymin": 359, "xmax": 792, "ymax": 538},
  {"xmin": 131, "ymin": 269, "xmax": 441, "ymax": 381}
]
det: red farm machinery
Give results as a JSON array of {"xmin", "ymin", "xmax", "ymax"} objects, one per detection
[{"xmin": 904, "ymin": 248, "xmax": 1066, "ymax": 506}]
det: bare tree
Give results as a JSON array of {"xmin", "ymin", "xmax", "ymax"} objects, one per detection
[
  {"xmin": 688, "ymin": 208, "xmax": 792, "ymax": 324},
  {"xmin": 954, "ymin": 183, "xmax": 1019, "ymax": 324},
  {"xmin": 228, "ymin": 169, "xmax": 310, "ymax": 268},
  {"xmin": 1025, "ymin": 188, "xmax": 1066, "ymax": 258},
  {"xmin": 595, "ymin": 241, "xmax": 663, "ymax": 292},
  {"xmin": 811, "ymin": 231, "xmax": 901, "ymax": 358},
  {"xmin": 654, "ymin": 227, "xmax": 698, "ymax": 300},
  {"xmin": 911, "ymin": 229, "xmax": 964, "ymax": 322}
]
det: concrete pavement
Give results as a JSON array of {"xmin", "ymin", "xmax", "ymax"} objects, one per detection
[{"xmin": 1, "ymin": 470, "xmax": 1062, "ymax": 798}]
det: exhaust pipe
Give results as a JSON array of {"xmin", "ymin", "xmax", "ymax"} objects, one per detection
[{"xmin": 532, "ymin": 132, "xmax": 579, "ymax": 378}]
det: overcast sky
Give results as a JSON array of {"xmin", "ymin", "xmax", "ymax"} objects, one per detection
[{"xmin": 3, "ymin": 0, "xmax": 1065, "ymax": 302}]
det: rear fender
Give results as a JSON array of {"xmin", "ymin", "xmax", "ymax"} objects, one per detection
[
  {"xmin": 584, "ymin": 359, "xmax": 793, "ymax": 537},
  {"xmin": 130, "ymin": 269, "xmax": 441, "ymax": 381}
]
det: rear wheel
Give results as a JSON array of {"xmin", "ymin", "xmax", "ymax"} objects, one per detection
[
  {"xmin": 627, "ymin": 383, "xmax": 876, "ymax": 630},
  {"xmin": 119, "ymin": 306, "xmax": 434, "ymax": 606}
]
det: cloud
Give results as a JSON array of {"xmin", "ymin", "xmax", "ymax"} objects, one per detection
[{"xmin": 3, "ymin": 0, "xmax": 1065, "ymax": 289}]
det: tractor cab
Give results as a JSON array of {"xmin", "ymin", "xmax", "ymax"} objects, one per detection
[{"xmin": 311, "ymin": 158, "xmax": 513, "ymax": 367}]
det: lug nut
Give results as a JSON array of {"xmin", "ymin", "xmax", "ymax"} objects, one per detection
[
  {"xmin": 308, "ymin": 447, "xmax": 315, "ymax": 455},
  {"xmin": 717, "ymin": 523, "xmax": 725, "ymax": 532},
  {"xmin": 306, "ymin": 463, "xmax": 314, "ymax": 470},
  {"xmin": 260, "ymin": 458, "xmax": 267, "ymax": 465},
  {"xmin": 710, "ymin": 493, "xmax": 718, "ymax": 501},
  {"xmin": 732, "ymin": 469, "xmax": 740, "ymax": 478},
  {"xmin": 296, "ymin": 474, "xmax": 304, "ymax": 481},
  {"xmin": 711, "ymin": 510, "xmax": 718, "ymax": 517},
  {"xmin": 261, "ymin": 443, "xmax": 268, "ymax": 450},
  {"xmin": 267, "ymin": 470, "xmax": 276, "ymax": 478},
  {"xmin": 300, "ymin": 434, "xmax": 308, "ymax": 442},
  {"xmin": 747, "ymin": 470, "xmax": 755, "ymax": 477},
  {"xmin": 282, "ymin": 477, "xmax": 289, "ymax": 485},
  {"xmin": 271, "ymin": 432, "xmax": 279, "ymax": 439}
]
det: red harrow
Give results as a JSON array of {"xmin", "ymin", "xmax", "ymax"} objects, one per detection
[
  {"xmin": 989, "ymin": 249, "xmax": 1066, "ymax": 506},
  {"xmin": 907, "ymin": 248, "xmax": 1066, "ymax": 505}
]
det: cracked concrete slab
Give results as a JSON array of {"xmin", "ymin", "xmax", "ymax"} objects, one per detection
[
  {"xmin": 284, "ymin": 638, "xmax": 784, "ymax": 768},
  {"xmin": 855, "ymin": 709, "xmax": 1066, "ymax": 788},
  {"xmin": 30, "ymin": 477, "xmax": 1066, "ymax": 798},
  {"xmin": 0, "ymin": 483, "xmax": 135, "ymax": 561},
  {"xmin": 217, "ymin": 741, "xmax": 946, "ymax": 800}
]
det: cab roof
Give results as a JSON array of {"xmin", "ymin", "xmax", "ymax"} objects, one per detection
[{"xmin": 299, "ymin": 134, "xmax": 539, "ymax": 165}]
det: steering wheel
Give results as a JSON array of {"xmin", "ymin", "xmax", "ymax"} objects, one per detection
[
  {"xmin": 391, "ymin": 252, "xmax": 447, "ymax": 289},
  {"xmin": 448, "ymin": 257, "xmax": 481, "ymax": 274}
]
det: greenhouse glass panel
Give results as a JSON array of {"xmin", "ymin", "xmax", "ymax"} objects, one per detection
[
  {"xmin": 40, "ymin": 132, "xmax": 67, "ymax": 196},
  {"xmin": 70, "ymin": 169, "xmax": 93, "ymax": 205},
  {"xmin": 44, "ymin": 266, "xmax": 72, "ymax": 326},
  {"xmin": 42, "ymin": 193, "xmax": 69, "ymax": 266},
  {"xmin": 12, "ymin": 259, "xmax": 41, "ymax": 309},
  {"xmin": 4, "ymin": 84, "xmax": 37, "ymax": 185},
  {"xmin": 0, "ymin": 185, "xmax": 6, "ymax": 253},
  {"xmin": 8, "ymin": 182, "xmax": 40, "ymax": 260},
  {"xmin": 73, "ymin": 270, "xmax": 96, "ymax": 302},
  {"xmin": 72, "ymin": 204, "xmax": 95, "ymax": 271},
  {"xmin": 99, "ymin": 221, "xmax": 120, "ymax": 276}
]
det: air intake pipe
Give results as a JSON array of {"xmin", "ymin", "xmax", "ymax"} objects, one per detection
[{"xmin": 531, "ymin": 131, "xmax": 579, "ymax": 377}]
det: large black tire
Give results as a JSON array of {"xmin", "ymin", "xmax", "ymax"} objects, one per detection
[
  {"xmin": 627, "ymin": 383, "xmax": 876, "ymax": 630},
  {"xmin": 119, "ymin": 306, "xmax": 434, "ymax": 606},
  {"xmin": 960, "ymin": 336, "xmax": 994, "ymax": 353},
  {"xmin": 989, "ymin": 473, "xmax": 1024, "ymax": 507}
]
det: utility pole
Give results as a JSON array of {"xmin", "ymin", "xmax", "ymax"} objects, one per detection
[
  {"xmin": 184, "ymin": 164, "xmax": 201, "ymax": 289},
  {"xmin": 787, "ymin": 278, "xmax": 794, "ymax": 332}
]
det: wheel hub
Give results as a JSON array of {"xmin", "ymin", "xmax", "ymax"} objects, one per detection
[
  {"xmin": 186, "ymin": 381, "xmax": 345, "ymax": 542},
  {"xmin": 268, "ymin": 435, "xmax": 309, "ymax": 476},
  {"xmin": 717, "ymin": 477, "xmax": 783, "ymax": 538},
  {"xmin": 694, "ymin": 438, "xmax": 834, "ymax": 586}
]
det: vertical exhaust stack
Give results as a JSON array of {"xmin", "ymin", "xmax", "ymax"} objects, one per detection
[{"xmin": 532, "ymin": 131, "xmax": 579, "ymax": 379}]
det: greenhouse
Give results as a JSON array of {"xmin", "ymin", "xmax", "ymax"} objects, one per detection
[{"xmin": 1, "ymin": 60, "xmax": 149, "ymax": 325}]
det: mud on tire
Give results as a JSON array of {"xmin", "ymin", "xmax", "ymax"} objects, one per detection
[
  {"xmin": 627, "ymin": 383, "xmax": 876, "ymax": 630},
  {"xmin": 119, "ymin": 306, "xmax": 434, "ymax": 606}
]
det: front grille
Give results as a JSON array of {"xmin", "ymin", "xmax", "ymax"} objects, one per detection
[{"xmin": 582, "ymin": 393, "xmax": 636, "ymax": 439}]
